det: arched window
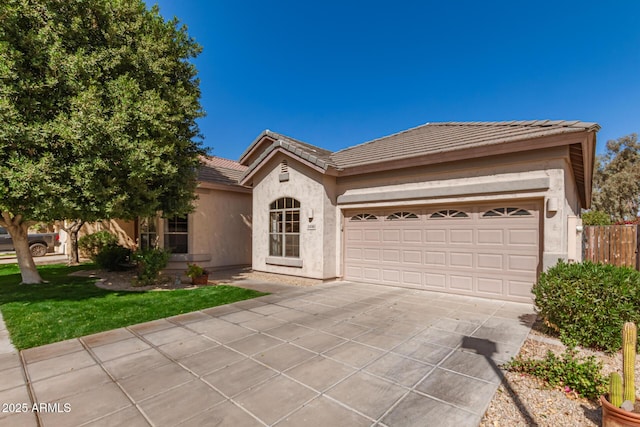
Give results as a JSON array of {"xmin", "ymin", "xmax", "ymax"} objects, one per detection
[
  {"xmin": 429, "ymin": 210, "xmax": 469, "ymax": 219},
  {"xmin": 270, "ymin": 197, "xmax": 300, "ymax": 257},
  {"xmin": 350, "ymin": 213, "xmax": 378, "ymax": 221},
  {"xmin": 386, "ymin": 212, "xmax": 419, "ymax": 220},
  {"xmin": 482, "ymin": 207, "xmax": 532, "ymax": 217}
]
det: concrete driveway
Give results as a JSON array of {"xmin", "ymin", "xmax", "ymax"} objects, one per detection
[{"xmin": 1, "ymin": 280, "xmax": 535, "ymax": 427}]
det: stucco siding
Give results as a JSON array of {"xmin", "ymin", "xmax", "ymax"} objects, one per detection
[
  {"xmin": 190, "ymin": 187, "xmax": 252, "ymax": 269},
  {"xmin": 251, "ymin": 154, "xmax": 338, "ymax": 279},
  {"xmin": 336, "ymin": 148, "xmax": 575, "ymax": 274}
]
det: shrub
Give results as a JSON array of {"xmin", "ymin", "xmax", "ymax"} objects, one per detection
[
  {"xmin": 186, "ymin": 263, "xmax": 208, "ymax": 278},
  {"xmin": 133, "ymin": 248, "xmax": 170, "ymax": 286},
  {"xmin": 78, "ymin": 231, "xmax": 118, "ymax": 259},
  {"xmin": 94, "ymin": 245, "xmax": 132, "ymax": 271},
  {"xmin": 533, "ymin": 260, "xmax": 640, "ymax": 352},
  {"xmin": 505, "ymin": 348, "xmax": 607, "ymax": 400},
  {"xmin": 581, "ymin": 210, "xmax": 612, "ymax": 226}
]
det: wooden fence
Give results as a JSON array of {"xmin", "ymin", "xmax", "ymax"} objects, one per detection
[{"xmin": 583, "ymin": 225, "xmax": 640, "ymax": 269}]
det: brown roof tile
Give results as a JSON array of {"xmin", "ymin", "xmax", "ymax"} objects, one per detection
[
  {"xmin": 330, "ymin": 120, "xmax": 600, "ymax": 169},
  {"xmin": 198, "ymin": 155, "xmax": 247, "ymax": 186}
]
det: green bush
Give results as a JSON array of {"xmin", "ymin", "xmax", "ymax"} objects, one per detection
[
  {"xmin": 505, "ymin": 349, "xmax": 607, "ymax": 400},
  {"xmin": 582, "ymin": 210, "xmax": 612, "ymax": 226},
  {"xmin": 78, "ymin": 231, "xmax": 118, "ymax": 259},
  {"xmin": 94, "ymin": 245, "xmax": 132, "ymax": 271},
  {"xmin": 133, "ymin": 248, "xmax": 170, "ymax": 286},
  {"xmin": 533, "ymin": 260, "xmax": 640, "ymax": 352}
]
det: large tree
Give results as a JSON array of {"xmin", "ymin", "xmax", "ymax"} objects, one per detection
[
  {"xmin": 0, "ymin": 0, "xmax": 205, "ymax": 283},
  {"xmin": 592, "ymin": 133, "xmax": 640, "ymax": 222}
]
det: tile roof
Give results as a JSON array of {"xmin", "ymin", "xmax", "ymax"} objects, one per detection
[
  {"xmin": 197, "ymin": 155, "xmax": 247, "ymax": 186},
  {"xmin": 241, "ymin": 130, "xmax": 336, "ymax": 179},
  {"xmin": 241, "ymin": 120, "xmax": 599, "ymax": 182},
  {"xmin": 331, "ymin": 120, "xmax": 600, "ymax": 169}
]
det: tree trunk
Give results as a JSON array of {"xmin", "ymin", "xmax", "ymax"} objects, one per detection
[
  {"xmin": 61, "ymin": 220, "xmax": 85, "ymax": 265},
  {"xmin": 0, "ymin": 213, "xmax": 43, "ymax": 284}
]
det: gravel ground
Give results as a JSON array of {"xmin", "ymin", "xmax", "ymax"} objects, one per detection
[{"xmin": 480, "ymin": 324, "xmax": 637, "ymax": 427}]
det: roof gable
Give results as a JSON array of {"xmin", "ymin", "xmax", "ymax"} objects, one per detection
[{"xmin": 239, "ymin": 130, "xmax": 336, "ymax": 184}]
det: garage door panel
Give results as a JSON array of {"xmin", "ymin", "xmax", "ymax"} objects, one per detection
[
  {"xmin": 425, "ymin": 229, "xmax": 446, "ymax": 243},
  {"xmin": 477, "ymin": 229, "xmax": 505, "ymax": 245},
  {"xmin": 344, "ymin": 202, "xmax": 540, "ymax": 303},
  {"xmin": 402, "ymin": 250, "xmax": 422, "ymax": 264},
  {"xmin": 450, "ymin": 229, "xmax": 473, "ymax": 244},
  {"xmin": 508, "ymin": 254, "xmax": 538, "ymax": 272},
  {"xmin": 402, "ymin": 230, "xmax": 422, "ymax": 243},
  {"xmin": 382, "ymin": 249, "xmax": 400, "ymax": 263},
  {"xmin": 382, "ymin": 269, "xmax": 400, "ymax": 283},
  {"xmin": 363, "ymin": 268, "xmax": 381, "ymax": 281},
  {"xmin": 345, "ymin": 247, "xmax": 363, "ymax": 261},
  {"xmin": 478, "ymin": 277, "xmax": 503, "ymax": 295},
  {"xmin": 363, "ymin": 248, "xmax": 381, "ymax": 261},
  {"xmin": 383, "ymin": 229, "xmax": 400, "ymax": 242},
  {"xmin": 345, "ymin": 265, "xmax": 363, "ymax": 280},
  {"xmin": 364, "ymin": 230, "xmax": 381, "ymax": 242},
  {"xmin": 508, "ymin": 229, "xmax": 538, "ymax": 246},
  {"xmin": 450, "ymin": 252, "xmax": 473, "ymax": 268},
  {"xmin": 346, "ymin": 229, "xmax": 363, "ymax": 242},
  {"xmin": 477, "ymin": 253, "xmax": 503, "ymax": 269},
  {"xmin": 450, "ymin": 275, "xmax": 473, "ymax": 291},
  {"xmin": 425, "ymin": 251, "xmax": 446, "ymax": 266},
  {"xmin": 425, "ymin": 273, "xmax": 446, "ymax": 288},
  {"xmin": 403, "ymin": 271, "xmax": 422, "ymax": 286},
  {"xmin": 508, "ymin": 280, "xmax": 534, "ymax": 299}
]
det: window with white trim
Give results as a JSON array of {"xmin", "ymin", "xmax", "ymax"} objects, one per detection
[
  {"xmin": 350, "ymin": 213, "xmax": 378, "ymax": 221},
  {"xmin": 482, "ymin": 207, "xmax": 532, "ymax": 217},
  {"xmin": 386, "ymin": 212, "xmax": 419, "ymax": 220},
  {"xmin": 164, "ymin": 216, "xmax": 188, "ymax": 253},
  {"xmin": 430, "ymin": 210, "xmax": 469, "ymax": 218},
  {"xmin": 269, "ymin": 198, "xmax": 300, "ymax": 257}
]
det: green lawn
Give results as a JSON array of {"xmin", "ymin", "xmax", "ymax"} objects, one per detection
[{"xmin": 0, "ymin": 263, "xmax": 266, "ymax": 349}]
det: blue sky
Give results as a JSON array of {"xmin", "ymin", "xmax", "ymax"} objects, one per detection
[{"xmin": 148, "ymin": 1, "xmax": 640, "ymax": 160}]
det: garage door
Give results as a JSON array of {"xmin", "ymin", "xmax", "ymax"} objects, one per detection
[{"xmin": 343, "ymin": 202, "xmax": 541, "ymax": 302}]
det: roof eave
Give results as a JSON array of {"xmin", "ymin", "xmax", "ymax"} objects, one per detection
[
  {"xmin": 197, "ymin": 181, "xmax": 252, "ymax": 194},
  {"xmin": 336, "ymin": 130, "xmax": 596, "ymax": 177},
  {"xmin": 239, "ymin": 130, "xmax": 279, "ymax": 165},
  {"xmin": 240, "ymin": 143, "xmax": 336, "ymax": 186}
]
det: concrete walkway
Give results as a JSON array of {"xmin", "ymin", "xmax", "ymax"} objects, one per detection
[{"xmin": 0, "ymin": 281, "xmax": 535, "ymax": 427}]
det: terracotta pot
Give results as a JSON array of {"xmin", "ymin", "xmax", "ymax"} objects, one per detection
[
  {"xmin": 601, "ymin": 395, "xmax": 640, "ymax": 426},
  {"xmin": 191, "ymin": 274, "xmax": 209, "ymax": 285}
]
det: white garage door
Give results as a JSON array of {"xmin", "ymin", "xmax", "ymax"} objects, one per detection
[{"xmin": 343, "ymin": 202, "xmax": 541, "ymax": 302}]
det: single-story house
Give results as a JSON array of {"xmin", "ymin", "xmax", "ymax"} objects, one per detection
[
  {"xmin": 160, "ymin": 155, "xmax": 252, "ymax": 271},
  {"xmin": 74, "ymin": 155, "xmax": 252, "ymax": 272},
  {"xmin": 238, "ymin": 120, "xmax": 599, "ymax": 302}
]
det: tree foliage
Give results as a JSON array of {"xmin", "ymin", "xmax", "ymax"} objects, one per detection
[
  {"xmin": 581, "ymin": 210, "xmax": 612, "ymax": 226},
  {"xmin": 592, "ymin": 134, "xmax": 640, "ymax": 222},
  {"xmin": 0, "ymin": 0, "xmax": 205, "ymax": 282}
]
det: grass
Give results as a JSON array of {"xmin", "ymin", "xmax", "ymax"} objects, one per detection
[{"xmin": 0, "ymin": 263, "xmax": 267, "ymax": 349}]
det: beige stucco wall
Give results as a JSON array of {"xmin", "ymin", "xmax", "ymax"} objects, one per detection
[
  {"xmin": 251, "ymin": 153, "xmax": 338, "ymax": 279},
  {"xmin": 163, "ymin": 187, "xmax": 251, "ymax": 272},
  {"xmin": 335, "ymin": 147, "xmax": 582, "ymax": 273},
  {"xmin": 562, "ymin": 157, "xmax": 584, "ymax": 262},
  {"xmin": 251, "ymin": 145, "xmax": 586, "ymax": 280},
  {"xmin": 73, "ymin": 188, "xmax": 252, "ymax": 272},
  {"xmin": 187, "ymin": 186, "xmax": 252, "ymax": 269}
]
